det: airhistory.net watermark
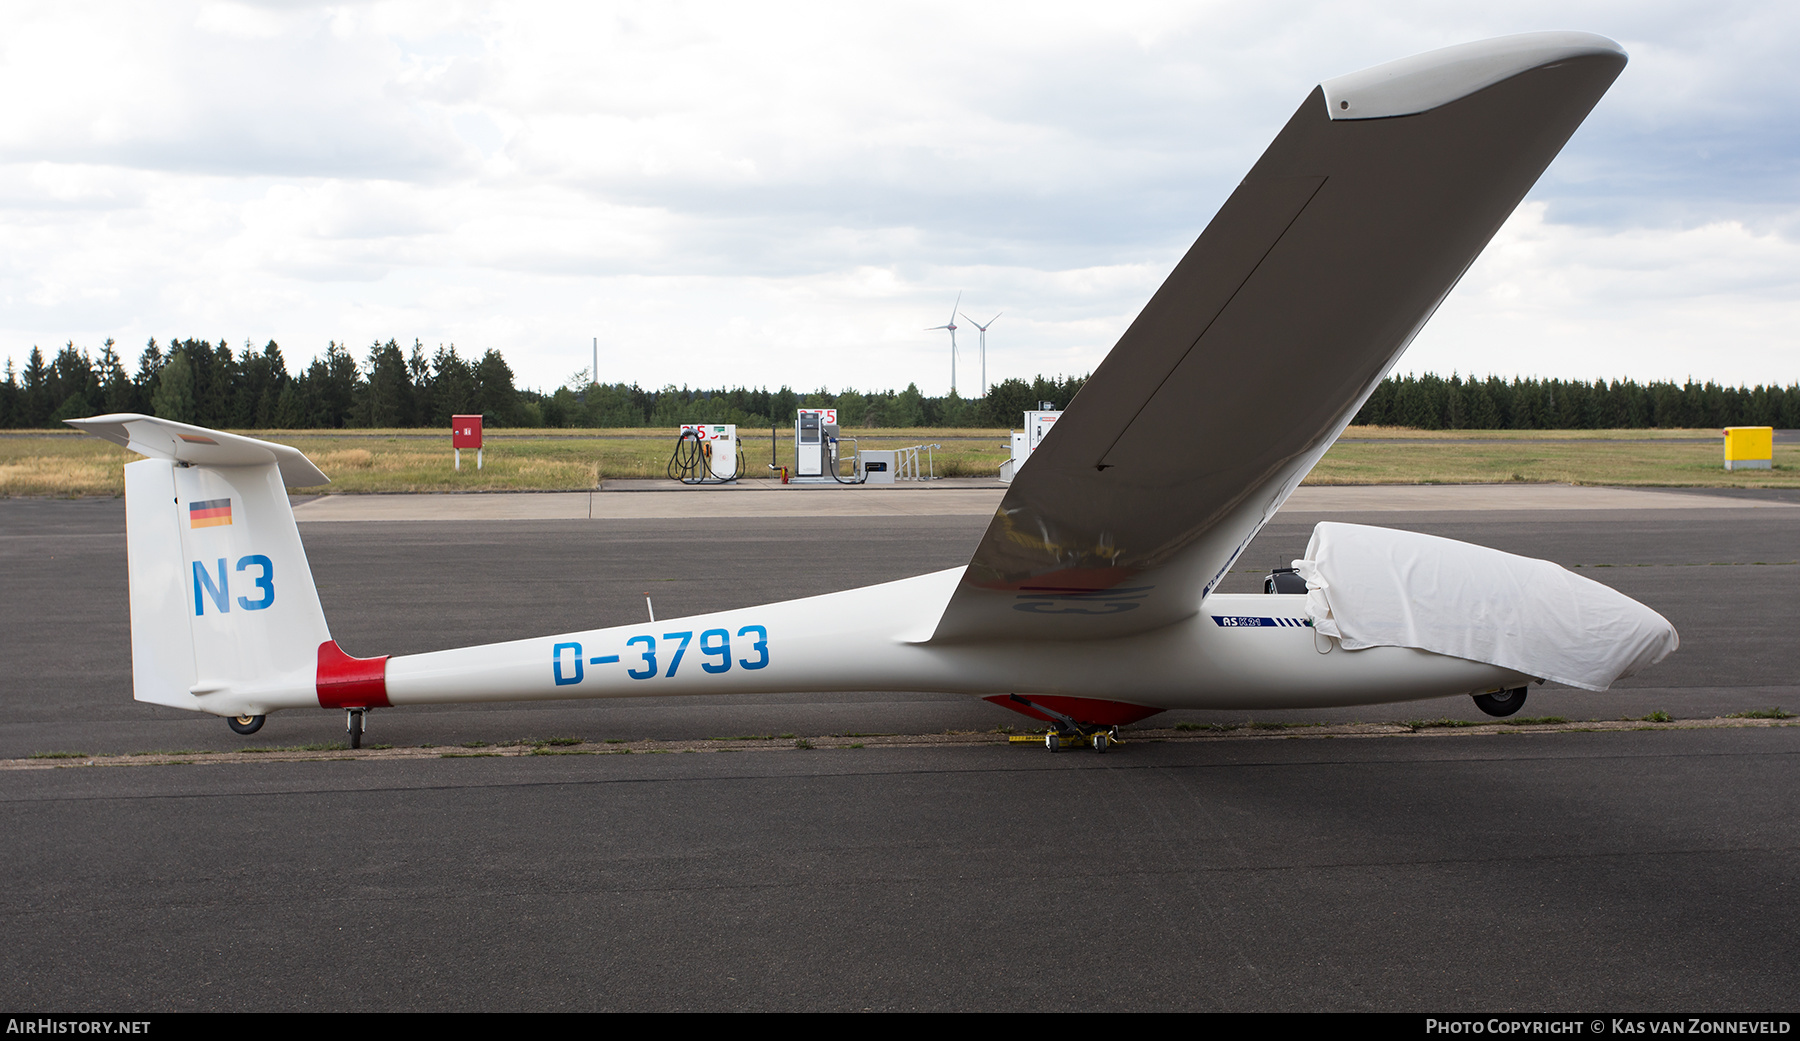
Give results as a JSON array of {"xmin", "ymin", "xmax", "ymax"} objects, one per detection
[{"xmin": 5, "ymin": 1021, "xmax": 150, "ymax": 1035}]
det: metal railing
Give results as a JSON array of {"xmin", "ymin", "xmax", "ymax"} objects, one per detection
[{"xmin": 894, "ymin": 444, "xmax": 942, "ymax": 481}]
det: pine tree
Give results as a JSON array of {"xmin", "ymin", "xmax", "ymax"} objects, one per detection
[
  {"xmin": 473, "ymin": 349, "xmax": 519, "ymax": 425},
  {"xmin": 313, "ymin": 342, "xmax": 360, "ymax": 428},
  {"xmin": 151, "ymin": 351, "xmax": 196, "ymax": 423},
  {"xmin": 428, "ymin": 345, "xmax": 476, "ymax": 424},
  {"xmin": 362, "ymin": 339, "xmax": 413, "ymax": 427},
  {"xmin": 21, "ymin": 347, "xmax": 51, "ymax": 426}
]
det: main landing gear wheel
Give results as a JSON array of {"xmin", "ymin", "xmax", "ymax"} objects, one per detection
[
  {"xmin": 228, "ymin": 714, "xmax": 265, "ymax": 736},
  {"xmin": 1472, "ymin": 687, "xmax": 1528, "ymax": 718},
  {"xmin": 1040, "ymin": 727, "xmax": 1122, "ymax": 753},
  {"xmin": 346, "ymin": 709, "xmax": 366, "ymax": 749}
]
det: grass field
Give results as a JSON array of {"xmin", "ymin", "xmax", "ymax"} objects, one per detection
[
  {"xmin": 1, "ymin": 426, "xmax": 1793, "ymax": 497},
  {"xmin": 0, "ymin": 428, "xmax": 1011, "ymax": 496}
]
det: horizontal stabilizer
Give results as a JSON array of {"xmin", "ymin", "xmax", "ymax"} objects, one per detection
[{"xmin": 65, "ymin": 413, "xmax": 329, "ymax": 488}]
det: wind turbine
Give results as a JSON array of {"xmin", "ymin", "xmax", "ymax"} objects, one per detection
[
  {"xmin": 960, "ymin": 310, "xmax": 1001, "ymax": 398},
  {"xmin": 926, "ymin": 292, "xmax": 961, "ymax": 395}
]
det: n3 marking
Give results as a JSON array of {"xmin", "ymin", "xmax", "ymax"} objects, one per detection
[{"xmin": 192, "ymin": 555, "xmax": 275, "ymax": 615}]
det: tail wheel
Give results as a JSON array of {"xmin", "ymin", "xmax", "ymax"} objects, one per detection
[
  {"xmin": 228, "ymin": 714, "xmax": 265, "ymax": 735},
  {"xmin": 1472, "ymin": 687, "xmax": 1528, "ymax": 718}
]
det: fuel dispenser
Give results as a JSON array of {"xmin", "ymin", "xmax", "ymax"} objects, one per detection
[
  {"xmin": 667, "ymin": 424, "xmax": 742, "ymax": 484},
  {"xmin": 794, "ymin": 409, "xmax": 833, "ymax": 478},
  {"xmin": 1000, "ymin": 409, "xmax": 1061, "ymax": 483},
  {"xmin": 791, "ymin": 409, "xmax": 866, "ymax": 483}
]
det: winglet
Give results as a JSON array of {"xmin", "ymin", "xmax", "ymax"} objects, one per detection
[{"xmin": 66, "ymin": 413, "xmax": 330, "ymax": 488}]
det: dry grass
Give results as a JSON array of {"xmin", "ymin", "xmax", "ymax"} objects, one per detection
[
  {"xmin": 0, "ymin": 439, "xmax": 134, "ymax": 496},
  {"xmin": 1334, "ymin": 426, "xmax": 1725, "ymax": 441},
  {"xmin": 1308, "ymin": 437, "xmax": 1799, "ymax": 487},
  {"xmin": 0, "ymin": 428, "xmax": 1008, "ymax": 494},
  {"xmin": 3, "ymin": 425, "xmax": 1792, "ymax": 496},
  {"xmin": 267, "ymin": 429, "xmax": 1009, "ymax": 488}
]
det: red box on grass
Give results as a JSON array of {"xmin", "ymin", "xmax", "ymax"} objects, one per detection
[{"xmin": 452, "ymin": 415, "xmax": 483, "ymax": 449}]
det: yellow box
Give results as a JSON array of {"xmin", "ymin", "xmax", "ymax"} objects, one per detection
[{"xmin": 1723, "ymin": 426, "xmax": 1773, "ymax": 470}]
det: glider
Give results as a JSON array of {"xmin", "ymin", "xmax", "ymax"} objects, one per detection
[{"xmin": 71, "ymin": 31, "xmax": 1676, "ymax": 752}]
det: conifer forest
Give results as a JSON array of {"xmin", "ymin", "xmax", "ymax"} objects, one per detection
[{"xmin": 3, "ymin": 337, "xmax": 1794, "ymax": 430}]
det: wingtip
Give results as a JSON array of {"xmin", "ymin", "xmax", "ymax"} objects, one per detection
[
  {"xmin": 1322, "ymin": 31, "xmax": 1627, "ymax": 121},
  {"xmin": 62, "ymin": 414, "xmax": 138, "ymax": 450}
]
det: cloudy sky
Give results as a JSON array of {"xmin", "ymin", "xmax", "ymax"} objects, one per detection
[{"xmin": 2, "ymin": 0, "xmax": 1795, "ymax": 395}]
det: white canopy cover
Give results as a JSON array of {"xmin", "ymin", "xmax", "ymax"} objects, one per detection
[{"xmin": 1293, "ymin": 522, "xmax": 1678, "ymax": 691}]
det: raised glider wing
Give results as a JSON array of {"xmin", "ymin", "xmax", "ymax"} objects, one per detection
[{"xmin": 71, "ymin": 32, "xmax": 1676, "ymax": 752}]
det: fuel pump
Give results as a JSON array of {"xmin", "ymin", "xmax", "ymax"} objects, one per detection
[
  {"xmin": 789, "ymin": 409, "xmax": 866, "ymax": 483},
  {"xmin": 795, "ymin": 409, "xmax": 828, "ymax": 478},
  {"xmin": 666, "ymin": 424, "xmax": 743, "ymax": 484},
  {"xmin": 1000, "ymin": 409, "xmax": 1062, "ymax": 483}
]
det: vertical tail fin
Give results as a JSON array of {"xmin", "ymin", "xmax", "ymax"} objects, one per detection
[{"xmin": 70, "ymin": 415, "xmax": 339, "ymax": 717}]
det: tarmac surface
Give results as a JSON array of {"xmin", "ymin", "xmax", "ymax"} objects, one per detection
[
  {"xmin": 287, "ymin": 478, "xmax": 1787, "ymax": 521},
  {"xmin": 2, "ymin": 483, "xmax": 1797, "ymax": 1011}
]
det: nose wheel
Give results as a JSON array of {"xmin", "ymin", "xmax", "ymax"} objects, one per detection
[{"xmin": 1472, "ymin": 686, "xmax": 1528, "ymax": 717}]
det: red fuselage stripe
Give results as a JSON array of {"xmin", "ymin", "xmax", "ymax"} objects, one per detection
[{"xmin": 316, "ymin": 640, "xmax": 390, "ymax": 708}]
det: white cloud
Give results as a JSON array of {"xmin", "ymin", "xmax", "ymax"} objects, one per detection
[
  {"xmin": 193, "ymin": 2, "xmax": 290, "ymax": 40},
  {"xmin": 0, "ymin": 0, "xmax": 1795, "ymax": 395},
  {"xmin": 1411, "ymin": 204, "xmax": 1800, "ymax": 386}
]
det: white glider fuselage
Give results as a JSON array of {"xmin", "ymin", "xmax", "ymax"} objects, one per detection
[
  {"xmin": 392, "ymin": 583, "xmax": 1524, "ymax": 710},
  {"xmin": 226, "ymin": 568, "xmax": 1524, "ymax": 720}
]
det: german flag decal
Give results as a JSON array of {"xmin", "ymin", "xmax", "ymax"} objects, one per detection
[{"xmin": 188, "ymin": 498, "xmax": 233, "ymax": 529}]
